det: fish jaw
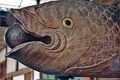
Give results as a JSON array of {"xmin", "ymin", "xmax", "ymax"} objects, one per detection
[{"xmin": 5, "ymin": 41, "xmax": 60, "ymax": 74}]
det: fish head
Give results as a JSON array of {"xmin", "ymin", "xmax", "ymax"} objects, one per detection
[{"xmin": 5, "ymin": 0, "xmax": 91, "ymax": 75}]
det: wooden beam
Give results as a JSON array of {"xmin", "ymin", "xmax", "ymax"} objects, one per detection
[
  {"xmin": 25, "ymin": 72, "xmax": 32, "ymax": 80},
  {"xmin": 6, "ymin": 68, "xmax": 32, "ymax": 78}
]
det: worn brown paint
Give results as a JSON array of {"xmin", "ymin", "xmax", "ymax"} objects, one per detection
[
  {"xmin": 91, "ymin": 0, "xmax": 120, "ymax": 5},
  {"xmin": 4, "ymin": 0, "xmax": 120, "ymax": 78}
]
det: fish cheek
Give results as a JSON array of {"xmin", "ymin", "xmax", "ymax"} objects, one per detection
[{"xmin": 6, "ymin": 42, "xmax": 47, "ymax": 65}]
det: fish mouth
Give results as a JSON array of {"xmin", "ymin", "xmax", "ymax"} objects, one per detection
[
  {"xmin": 5, "ymin": 25, "xmax": 53, "ymax": 57},
  {"xmin": 5, "ymin": 24, "xmax": 51, "ymax": 49},
  {"xmin": 4, "ymin": 23, "xmax": 52, "ymax": 58}
]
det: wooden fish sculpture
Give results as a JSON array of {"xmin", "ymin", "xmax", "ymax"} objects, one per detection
[
  {"xmin": 91, "ymin": 0, "xmax": 120, "ymax": 5},
  {"xmin": 4, "ymin": 0, "xmax": 120, "ymax": 78}
]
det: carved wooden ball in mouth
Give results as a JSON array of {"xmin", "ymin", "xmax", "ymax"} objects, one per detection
[{"xmin": 5, "ymin": 24, "xmax": 51, "ymax": 48}]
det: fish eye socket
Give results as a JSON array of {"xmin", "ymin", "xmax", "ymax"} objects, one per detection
[{"xmin": 63, "ymin": 18, "xmax": 73, "ymax": 29}]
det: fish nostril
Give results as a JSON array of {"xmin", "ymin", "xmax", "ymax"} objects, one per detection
[{"xmin": 4, "ymin": 24, "xmax": 29, "ymax": 48}]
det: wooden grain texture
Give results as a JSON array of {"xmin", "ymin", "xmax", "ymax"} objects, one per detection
[
  {"xmin": 0, "ymin": 60, "xmax": 6, "ymax": 78},
  {"xmin": 4, "ymin": 0, "xmax": 120, "ymax": 78},
  {"xmin": 24, "ymin": 72, "xmax": 32, "ymax": 80},
  {"xmin": 91, "ymin": 0, "xmax": 120, "ymax": 5}
]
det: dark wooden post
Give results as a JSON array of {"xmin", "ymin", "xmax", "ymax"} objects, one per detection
[{"xmin": 36, "ymin": 0, "xmax": 40, "ymax": 4}]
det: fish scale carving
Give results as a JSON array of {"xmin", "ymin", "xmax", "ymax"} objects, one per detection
[{"xmin": 69, "ymin": 1, "xmax": 120, "ymax": 68}]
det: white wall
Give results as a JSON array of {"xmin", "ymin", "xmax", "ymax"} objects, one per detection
[
  {"xmin": 13, "ymin": 75, "xmax": 24, "ymax": 80},
  {"xmin": 6, "ymin": 58, "xmax": 17, "ymax": 73},
  {"xmin": 33, "ymin": 70, "xmax": 40, "ymax": 80},
  {"xmin": 0, "ymin": 48, "xmax": 6, "ymax": 62},
  {"xmin": 6, "ymin": 47, "xmax": 17, "ymax": 73},
  {"xmin": 18, "ymin": 62, "xmax": 27, "ymax": 70}
]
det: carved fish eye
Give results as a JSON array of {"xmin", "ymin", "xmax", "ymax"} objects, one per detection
[{"xmin": 63, "ymin": 18, "xmax": 73, "ymax": 29}]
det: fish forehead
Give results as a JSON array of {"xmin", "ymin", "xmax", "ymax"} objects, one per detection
[{"xmin": 24, "ymin": 0, "xmax": 85, "ymax": 30}]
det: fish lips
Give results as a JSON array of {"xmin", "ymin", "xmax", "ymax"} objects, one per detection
[
  {"xmin": 5, "ymin": 41, "xmax": 45, "ymax": 59},
  {"xmin": 5, "ymin": 27, "xmax": 51, "ymax": 59}
]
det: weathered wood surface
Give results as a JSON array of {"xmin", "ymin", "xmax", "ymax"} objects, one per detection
[
  {"xmin": 24, "ymin": 72, "xmax": 32, "ymax": 80},
  {"xmin": 91, "ymin": 0, "xmax": 120, "ymax": 5},
  {"xmin": 4, "ymin": 0, "xmax": 120, "ymax": 78}
]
